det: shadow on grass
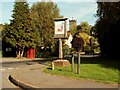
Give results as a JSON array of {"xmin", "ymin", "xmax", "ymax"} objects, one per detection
[
  {"xmin": 66, "ymin": 56, "xmax": 119, "ymax": 70},
  {"xmin": 47, "ymin": 67, "xmax": 52, "ymax": 70}
]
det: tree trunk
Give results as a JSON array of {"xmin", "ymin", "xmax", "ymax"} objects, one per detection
[
  {"xmin": 20, "ymin": 47, "xmax": 24, "ymax": 57},
  {"xmin": 77, "ymin": 51, "xmax": 81, "ymax": 74},
  {"xmin": 72, "ymin": 54, "xmax": 74, "ymax": 73},
  {"xmin": 17, "ymin": 50, "xmax": 21, "ymax": 58}
]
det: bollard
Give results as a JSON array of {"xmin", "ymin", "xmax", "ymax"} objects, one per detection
[{"xmin": 52, "ymin": 62, "xmax": 54, "ymax": 70}]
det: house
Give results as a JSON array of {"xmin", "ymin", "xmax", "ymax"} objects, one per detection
[{"xmin": 65, "ymin": 31, "xmax": 73, "ymax": 48}]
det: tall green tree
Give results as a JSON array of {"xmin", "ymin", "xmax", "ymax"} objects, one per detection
[
  {"xmin": 76, "ymin": 22, "xmax": 92, "ymax": 52},
  {"xmin": 95, "ymin": 2, "xmax": 120, "ymax": 59},
  {"xmin": 0, "ymin": 24, "xmax": 4, "ymax": 40},
  {"xmin": 3, "ymin": 1, "xmax": 40, "ymax": 58},
  {"xmin": 31, "ymin": 2, "xmax": 62, "ymax": 54},
  {"xmin": 77, "ymin": 21, "xmax": 91, "ymax": 35}
]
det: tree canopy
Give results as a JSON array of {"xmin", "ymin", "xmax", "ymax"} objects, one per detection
[
  {"xmin": 71, "ymin": 34, "xmax": 84, "ymax": 52},
  {"xmin": 30, "ymin": 2, "xmax": 62, "ymax": 54},
  {"xmin": 76, "ymin": 21, "xmax": 92, "ymax": 47},
  {"xmin": 2, "ymin": 1, "xmax": 41, "ymax": 57},
  {"xmin": 77, "ymin": 21, "xmax": 91, "ymax": 35},
  {"xmin": 2, "ymin": 1, "xmax": 62, "ymax": 57},
  {"xmin": 31, "ymin": 2, "xmax": 60, "ymax": 44},
  {"xmin": 95, "ymin": 2, "xmax": 120, "ymax": 59}
]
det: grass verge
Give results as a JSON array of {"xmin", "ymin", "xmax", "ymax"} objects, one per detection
[{"xmin": 44, "ymin": 56, "xmax": 119, "ymax": 84}]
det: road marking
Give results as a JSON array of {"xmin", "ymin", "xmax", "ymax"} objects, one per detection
[
  {"xmin": 1, "ymin": 68, "xmax": 5, "ymax": 71},
  {"xmin": 1, "ymin": 68, "xmax": 19, "ymax": 71},
  {"xmin": 8, "ymin": 68, "xmax": 14, "ymax": 70}
]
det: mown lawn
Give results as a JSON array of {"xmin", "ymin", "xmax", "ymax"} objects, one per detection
[{"xmin": 44, "ymin": 56, "xmax": 119, "ymax": 84}]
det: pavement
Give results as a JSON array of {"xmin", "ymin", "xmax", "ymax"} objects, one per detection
[
  {"xmin": 1, "ymin": 57, "xmax": 57, "ymax": 63},
  {"xmin": 1, "ymin": 57, "xmax": 119, "ymax": 89}
]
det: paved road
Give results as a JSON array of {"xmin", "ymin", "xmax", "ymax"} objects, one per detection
[
  {"xmin": 0, "ymin": 55, "xmax": 100, "ymax": 89},
  {"xmin": 1, "ymin": 60, "xmax": 39, "ymax": 89},
  {"xmin": 1, "ymin": 57, "xmax": 58, "ymax": 89},
  {"xmin": 1, "ymin": 57, "xmax": 118, "ymax": 89},
  {"xmin": 10, "ymin": 64, "xmax": 118, "ymax": 89}
]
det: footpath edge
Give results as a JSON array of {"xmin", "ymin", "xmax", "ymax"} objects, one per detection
[{"xmin": 9, "ymin": 75, "xmax": 39, "ymax": 89}]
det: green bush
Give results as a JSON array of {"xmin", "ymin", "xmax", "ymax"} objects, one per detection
[
  {"xmin": 63, "ymin": 45, "xmax": 70, "ymax": 55},
  {"xmin": 0, "ymin": 51, "xmax": 2, "ymax": 57},
  {"xmin": 84, "ymin": 45, "xmax": 91, "ymax": 54},
  {"xmin": 41, "ymin": 51, "xmax": 50, "ymax": 58}
]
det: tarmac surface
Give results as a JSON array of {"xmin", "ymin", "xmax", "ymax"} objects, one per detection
[{"xmin": 1, "ymin": 57, "xmax": 119, "ymax": 89}]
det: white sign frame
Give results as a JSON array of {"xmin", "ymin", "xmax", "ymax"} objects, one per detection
[{"xmin": 54, "ymin": 18, "xmax": 68, "ymax": 38}]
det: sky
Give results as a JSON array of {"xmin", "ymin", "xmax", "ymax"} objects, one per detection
[{"xmin": 0, "ymin": 0, "xmax": 98, "ymax": 26}]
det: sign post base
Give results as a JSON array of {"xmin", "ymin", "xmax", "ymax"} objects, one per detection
[{"xmin": 52, "ymin": 59, "xmax": 70, "ymax": 67}]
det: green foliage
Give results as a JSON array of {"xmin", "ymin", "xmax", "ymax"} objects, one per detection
[
  {"xmin": 0, "ymin": 51, "xmax": 2, "ymax": 57},
  {"xmin": 74, "ymin": 23, "xmax": 100, "ymax": 54},
  {"xmin": 71, "ymin": 35, "xmax": 84, "ymax": 52},
  {"xmin": 76, "ymin": 32, "xmax": 91, "ymax": 47},
  {"xmin": 77, "ymin": 21, "xmax": 91, "ymax": 35},
  {"xmin": 96, "ymin": 2, "xmax": 120, "ymax": 24},
  {"xmin": 2, "ymin": 1, "xmax": 41, "ymax": 57},
  {"xmin": 90, "ymin": 26, "xmax": 97, "ymax": 37},
  {"xmin": 0, "ymin": 24, "xmax": 4, "ymax": 31},
  {"xmin": 90, "ymin": 36, "xmax": 99, "ymax": 48},
  {"xmin": 84, "ymin": 44, "xmax": 91, "ymax": 54},
  {"xmin": 0, "ymin": 24, "xmax": 3, "ymax": 40},
  {"xmin": 95, "ymin": 2, "xmax": 120, "ymax": 58},
  {"xmin": 30, "ymin": 2, "xmax": 61, "ymax": 50},
  {"xmin": 2, "ymin": 24, "xmax": 16, "ymax": 47},
  {"xmin": 51, "ymin": 40, "xmax": 59, "ymax": 56},
  {"xmin": 63, "ymin": 45, "xmax": 74, "ymax": 55},
  {"xmin": 76, "ymin": 21, "xmax": 92, "ymax": 51},
  {"xmin": 11, "ymin": 1, "xmax": 38, "ymax": 48},
  {"xmin": 2, "ymin": 1, "xmax": 62, "ymax": 57},
  {"xmin": 70, "ymin": 27, "xmax": 77, "ymax": 36},
  {"xmin": 41, "ymin": 51, "xmax": 50, "ymax": 58},
  {"xmin": 69, "ymin": 20, "xmax": 77, "ymax": 36}
]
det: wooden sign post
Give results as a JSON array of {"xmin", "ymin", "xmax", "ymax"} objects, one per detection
[
  {"xmin": 53, "ymin": 18, "xmax": 70, "ymax": 67},
  {"xmin": 54, "ymin": 18, "xmax": 68, "ymax": 59}
]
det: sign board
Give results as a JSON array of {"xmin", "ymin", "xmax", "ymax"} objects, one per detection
[
  {"xmin": 54, "ymin": 18, "xmax": 68, "ymax": 38},
  {"xmin": 55, "ymin": 21, "xmax": 65, "ymax": 35}
]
